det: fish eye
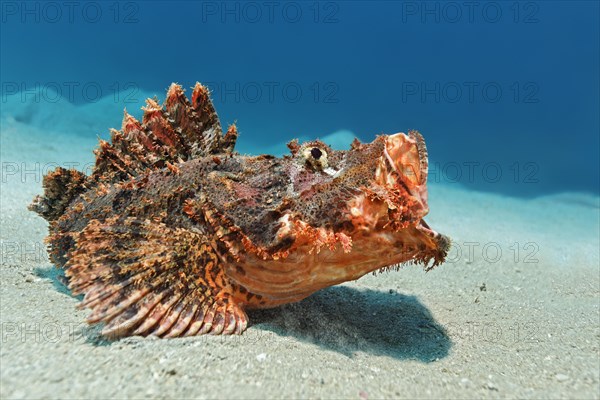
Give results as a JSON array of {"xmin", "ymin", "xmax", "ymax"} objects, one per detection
[
  {"xmin": 299, "ymin": 145, "xmax": 329, "ymax": 171},
  {"xmin": 310, "ymin": 147, "xmax": 322, "ymax": 160}
]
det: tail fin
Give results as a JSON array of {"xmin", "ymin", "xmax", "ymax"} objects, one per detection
[
  {"xmin": 92, "ymin": 82, "xmax": 238, "ymax": 183},
  {"xmin": 28, "ymin": 167, "xmax": 87, "ymax": 222}
]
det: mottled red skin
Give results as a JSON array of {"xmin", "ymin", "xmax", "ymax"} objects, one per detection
[{"xmin": 29, "ymin": 82, "xmax": 449, "ymax": 338}]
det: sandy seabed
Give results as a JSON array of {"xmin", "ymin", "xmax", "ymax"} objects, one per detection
[{"xmin": 1, "ymin": 114, "xmax": 599, "ymax": 399}]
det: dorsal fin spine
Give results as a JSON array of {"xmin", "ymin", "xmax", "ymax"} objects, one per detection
[{"xmin": 90, "ymin": 81, "xmax": 236, "ymax": 183}]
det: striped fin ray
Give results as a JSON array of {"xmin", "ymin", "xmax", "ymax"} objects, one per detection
[{"xmin": 65, "ymin": 217, "xmax": 248, "ymax": 338}]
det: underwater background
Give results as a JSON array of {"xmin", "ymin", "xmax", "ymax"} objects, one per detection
[
  {"xmin": 2, "ymin": 2, "xmax": 600, "ymax": 399},
  {"xmin": 1, "ymin": 0, "xmax": 598, "ymax": 198}
]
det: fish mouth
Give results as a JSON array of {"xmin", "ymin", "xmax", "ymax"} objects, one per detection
[{"xmin": 415, "ymin": 219, "xmax": 450, "ymax": 268}]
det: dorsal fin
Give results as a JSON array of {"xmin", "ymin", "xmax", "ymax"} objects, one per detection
[{"xmin": 92, "ymin": 82, "xmax": 238, "ymax": 183}]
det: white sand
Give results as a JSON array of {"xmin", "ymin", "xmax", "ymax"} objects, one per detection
[{"xmin": 1, "ymin": 104, "xmax": 599, "ymax": 399}]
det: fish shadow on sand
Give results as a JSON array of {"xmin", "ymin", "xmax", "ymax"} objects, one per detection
[
  {"xmin": 35, "ymin": 265, "xmax": 74, "ymax": 298},
  {"xmin": 249, "ymin": 286, "xmax": 451, "ymax": 362},
  {"xmin": 34, "ymin": 266, "xmax": 111, "ymax": 345}
]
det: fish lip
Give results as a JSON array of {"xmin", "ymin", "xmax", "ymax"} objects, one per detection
[
  {"xmin": 382, "ymin": 133, "xmax": 429, "ymax": 210},
  {"xmin": 416, "ymin": 218, "xmax": 438, "ymax": 241}
]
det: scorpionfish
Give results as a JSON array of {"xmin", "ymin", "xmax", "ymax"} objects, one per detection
[{"xmin": 29, "ymin": 82, "xmax": 450, "ymax": 338}]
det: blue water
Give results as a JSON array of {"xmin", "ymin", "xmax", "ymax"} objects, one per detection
[{"xmin": 1, "ymin": 1, "xmax": 598, "ymax": 197}]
